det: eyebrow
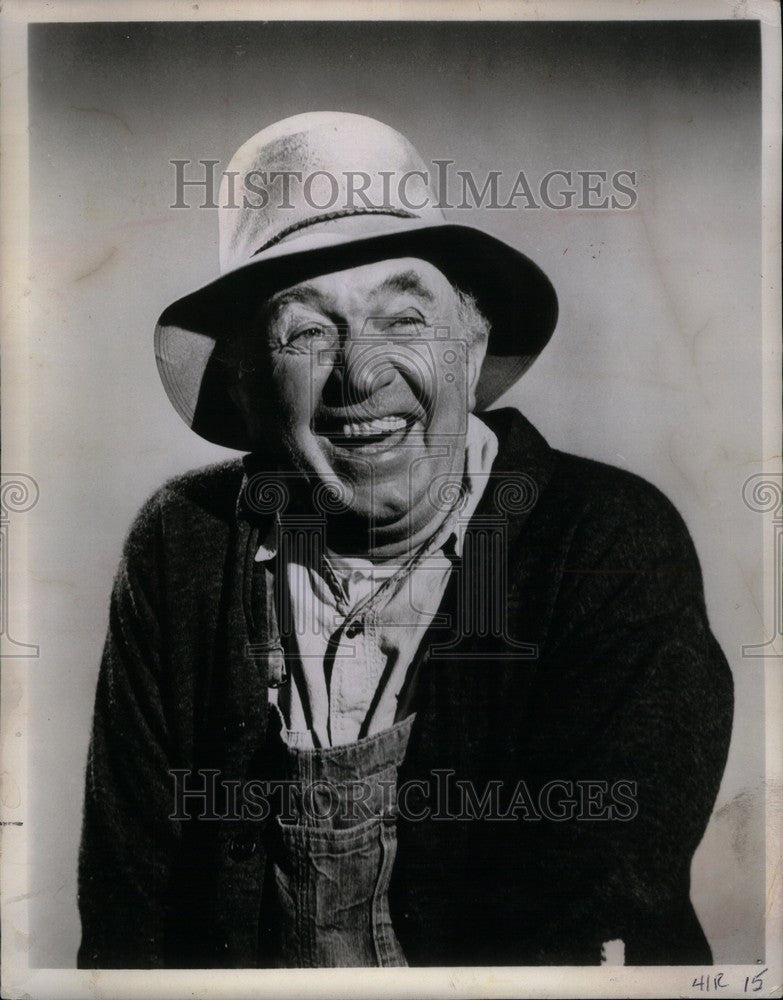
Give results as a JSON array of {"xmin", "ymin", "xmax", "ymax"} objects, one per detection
[
  {"xmin": 265, "ymin": 269, "xmax": 437, "ymax": 319},
  {"xmin": 263, "ymin": 285, "xmax": 330, "ymax": 320},
  {"xmin": 373, "ymin": 270, "xmax": 436, "ymax": 304}
]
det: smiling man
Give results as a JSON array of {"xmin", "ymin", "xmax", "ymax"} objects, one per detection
[
  {"xmin": 238, "ymin": 257, "xmax": 488, "ymax": 552},
  {"xmin": 78, "ymin": 112, "xmax": 734, "ymax": 969}
]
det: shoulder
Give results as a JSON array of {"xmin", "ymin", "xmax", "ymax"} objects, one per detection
[
  {"xmin": 486, "ymin": 407, "xmax": 695, "ymax": 553},
  {"xmin": 154, "ymin": 458, "xmax": 246, "ymax": 515},
  {"xmin": 543, "ymin": 449, "xmax": 702, "ymax": 583},
  {"xmin": 123, "ymin": 458, "xmax": 246, "ymax": 557},
  {"xmin": 551, "ymin": 449, "xmax": 688, "ymax": 530}
]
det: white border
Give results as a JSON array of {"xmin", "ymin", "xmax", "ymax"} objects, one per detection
[{"xmin": 1, "ymin": 1, "xmax": 780, "ymax": 998}]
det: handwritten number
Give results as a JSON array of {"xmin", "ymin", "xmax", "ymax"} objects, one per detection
[{"xmin": 742, "ymin": 969, "xmax": 767, "ymax": 992}]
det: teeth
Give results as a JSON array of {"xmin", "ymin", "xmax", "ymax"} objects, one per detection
[{"xmin": 340, "ymin": 416, "xmax": 407, "ymax": 438}]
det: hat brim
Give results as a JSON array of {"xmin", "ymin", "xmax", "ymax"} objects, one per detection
[{"xmin": 155, "ymin": 220, "xmax": 558, "ymax": 451}]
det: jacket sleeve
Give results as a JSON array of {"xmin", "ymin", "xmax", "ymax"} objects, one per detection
[
  {"xmin": 528, "ymin": 475, "xmax": 734, "ymax": 964},
  {"xmin": 77, "ymin": 489, "xmax": 182, "ymax": 968}
]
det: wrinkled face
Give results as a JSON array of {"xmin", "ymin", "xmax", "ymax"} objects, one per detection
[{"xmin": 237, "ymin": 257, "xmax": 487, "ymax": 528}]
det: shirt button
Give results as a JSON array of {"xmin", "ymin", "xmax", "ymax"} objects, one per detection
[{"xmin": 227, "ymin": 833, "xmax": 258, "ymax": 861}]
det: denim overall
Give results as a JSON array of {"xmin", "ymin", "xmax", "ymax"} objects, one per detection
[{"xmin": 263, "ymin": 711, "xmax": 414, "ymax": 967}]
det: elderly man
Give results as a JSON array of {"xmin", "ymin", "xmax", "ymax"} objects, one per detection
[{"xmin": 78, "ymin": 112, "xmax": 733, "ymax": 969}]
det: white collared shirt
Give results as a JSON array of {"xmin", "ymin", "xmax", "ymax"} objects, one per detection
[{"xmin": 259, "ymin": 414, "xmax": 499, "ymax": 748}]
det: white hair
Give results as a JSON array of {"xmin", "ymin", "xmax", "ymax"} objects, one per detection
[{"xmin": 454, "ymin": 287, "xmax": 491, "ymax": 346}]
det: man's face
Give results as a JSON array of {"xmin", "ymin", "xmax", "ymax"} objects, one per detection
[{"xmin": 237, "ymin": 257, "xmax": 487, "ymax": 529}]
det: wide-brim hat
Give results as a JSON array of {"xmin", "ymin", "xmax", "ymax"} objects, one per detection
[{"xmin": 155, "ymin": 112, "xmax": 558, "ymax": 451}]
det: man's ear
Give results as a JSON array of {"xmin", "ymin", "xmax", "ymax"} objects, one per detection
[
  {"xmin": 227, "ymin": 372, "xmax": 248, "ymax": 420},
  {"xmin": 466, "ymin": 336, "xmax": 489, "ymax": 412},
  {"xmin": 228, "ymin": 361, "xmax": 279, "ymax": 452},
  {"xmin": 227, "ymin": 365, "xmax": 263, "ymax": 445}
]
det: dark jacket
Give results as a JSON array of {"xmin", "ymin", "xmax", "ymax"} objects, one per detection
[{"xmin": 77, "ymin": 408, "xmax": 733, "ymax": 968}]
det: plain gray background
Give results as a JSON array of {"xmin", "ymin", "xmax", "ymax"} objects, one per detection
[{"xmin": 25, "ymin": 19, "xmax": 764, "ymax": 966}]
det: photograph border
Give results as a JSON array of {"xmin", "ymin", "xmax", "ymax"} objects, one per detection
[{"xmin": 1, "ymin": 1, "xmax": 780, "ymax": 997}]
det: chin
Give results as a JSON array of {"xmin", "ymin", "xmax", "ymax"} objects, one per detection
[{"xmin": 342, "ymin": 492, "xmax": 404, "ymax": 525}]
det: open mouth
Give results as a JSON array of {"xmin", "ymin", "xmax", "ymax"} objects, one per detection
[{"xmin": 318, "ymin": 414, "xmax": 419, "ymax": 453}]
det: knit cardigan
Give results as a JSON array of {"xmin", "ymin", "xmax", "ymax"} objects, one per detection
[{"xmin": 77, "ymin": 408, "xmax": 734, "ymax": 968}]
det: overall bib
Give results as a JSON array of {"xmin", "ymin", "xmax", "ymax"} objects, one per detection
[{"xmin": 262, "ymin": 711, "xmax": 414, "ymax": 967}]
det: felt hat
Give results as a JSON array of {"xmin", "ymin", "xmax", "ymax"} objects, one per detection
[{"xmin": 155, "ymin": 111, "xmax": 558, "ymax": 450}]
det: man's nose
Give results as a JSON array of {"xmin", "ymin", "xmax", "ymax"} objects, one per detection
[{"xmin": 339, "ymin": 336, "xmax": 395, "ymax": 403}]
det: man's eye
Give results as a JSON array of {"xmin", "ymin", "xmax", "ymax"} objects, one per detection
[
  {"xmin": 287, "ymin": 325, "xmax": 335, "ymax": 346},
  {"xmin": 386, "ymin": 315, "xmax": 425, "ymax": 336}
]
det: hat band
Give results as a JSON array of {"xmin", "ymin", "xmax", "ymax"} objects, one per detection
[{"xmin": 252, "ymin": 207, "xmax": 418, "ymax": 256}]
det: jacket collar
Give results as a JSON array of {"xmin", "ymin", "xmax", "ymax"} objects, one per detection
[{"xmin": 466, "ymin": 407, "xmax": 556, "ymax": 548}]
